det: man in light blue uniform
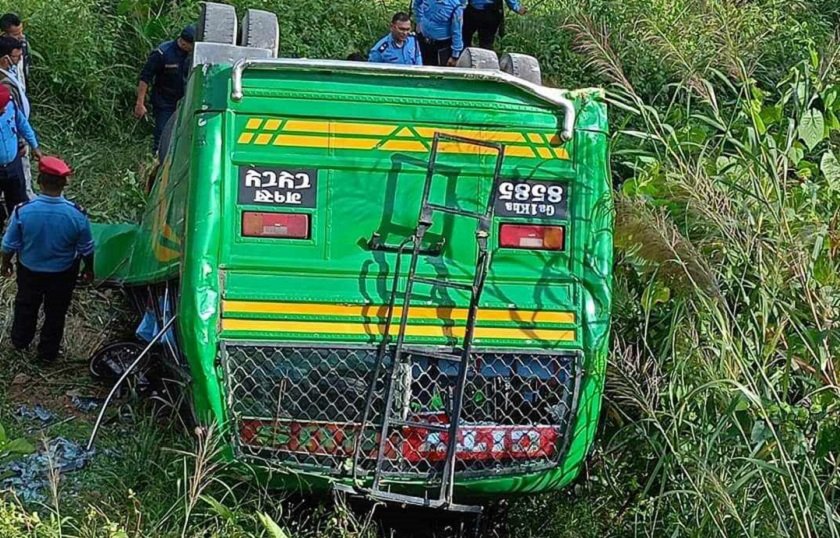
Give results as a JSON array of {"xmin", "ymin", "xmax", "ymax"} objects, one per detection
[
  {"xmin": 1, "ymin": 156, "xmax": 94, "ymax": 363},
  {"xmin": 413, "ymin": 0, "xmax": 464, "ymax": 66},
  {"xmin": 0, "ymin": 83, "xmax": 40, "ymax": 228},
  {"xmin": 369, "ymin": 12, "xmax": 423, "ymax": 65},
  {"xmin": 463, "ymin": 0, "xmax": 527, "ymax": 50}
]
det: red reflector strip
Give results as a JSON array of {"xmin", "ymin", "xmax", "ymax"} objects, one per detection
[
  {"xmin": 403, "ymin": 423, "xmax": 559, "ymax": 462},
  {"xmin": 242, "ymin": 212, "xmax": 309, "ymax": 239},
  {"xmin": 240, "ymin": 419, "xmax": 558, "ymax": 462},
  {"xmin": 499, "ymin": 224, "xmax": 565, "ymax": 250}
]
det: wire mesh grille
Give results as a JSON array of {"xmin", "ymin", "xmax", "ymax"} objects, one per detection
[{"xmin": 223, "ymin": 343, "xmax": 580, "ymax": 480}]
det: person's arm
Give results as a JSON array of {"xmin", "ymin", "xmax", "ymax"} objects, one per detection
[
  {"xmin": 1, "ymin": 211, "xmax": 22, "ymax": 277},
  {"xmin": 447, "ymin": 4, "xmax": 465, "ymax": 64},
  {"xmin": 415, "ymin": 38, "xmax": 423, "ymax": 65},
  {"xmin": 13, "ymin": 103, "xmax": 40, "ymax": 159},
  {"xmin": 135, "ymin": 50, "xmax": 163, "ymax": 119},
  {"xmin": 77, "ymin": 217, "xmax": 95, "ymax": 283},
  {"xmin": 368, "ymin": 41, "xmax": 383, "ymax": 63},
  {"xmin": 506, "ymin": 0, "xmax": 526, "ymax": 13},
  {"xmin": 414, "ymin": 0, "xmax": 426, "ymax": 34}
]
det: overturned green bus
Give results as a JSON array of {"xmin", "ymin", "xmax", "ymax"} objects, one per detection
[{"xmin": 92, "ymin": 3, "xmax": 613, "ymax": 512}]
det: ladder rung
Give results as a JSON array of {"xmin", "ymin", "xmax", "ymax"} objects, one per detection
[
  {"xmin": 404, "ymin": 347, "xmax": 463, "ymax": 363},
  {"xmin": 388, "ymin": 419, "xmax": 450, "ymax": 432},
  {"xmin": 413, "ymin": 277, "xmax": 473, "ymax": 291},
  {"xmin": 426, "ymin": 203, "xmax": 485, "ymax": 219}
]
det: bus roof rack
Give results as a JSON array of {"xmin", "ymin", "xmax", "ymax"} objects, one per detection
[{"xmin": 229, "ymin": 58, "xmax": 576, "ymax": 141}]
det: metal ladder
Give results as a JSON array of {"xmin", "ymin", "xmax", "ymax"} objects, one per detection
[{"xmin": 351, "ymin": 133, "xmax": 506, "ymax": 512}]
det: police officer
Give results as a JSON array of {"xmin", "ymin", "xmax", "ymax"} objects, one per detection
[
  {"xmin": 369, "ymin": 12, "xmax": 423, "ymax": 65},
  {"xmin": 414, "ymin": 0, "xmax": 464, "ymax": 66},
  {"xmin": 0, "ymin": 13, "xmax": 29, "ymax": 89},
  {"xmin": 0, "ymin": 36, "xmax": 35, "ymax": 201},
  {"xmin": 1, "ymin": 156, "xmax": 94, "ymax": 363},
  {"xmin": 463, "ymin": 0, "xmax": 527, "ymax": 51},
  {"xmin": 0, "ymin": 83, "xmax": 40, "ymax": 229},
  {"xmin": 134, "ymin": 25, "xmax": 195, "ymax": 157}
]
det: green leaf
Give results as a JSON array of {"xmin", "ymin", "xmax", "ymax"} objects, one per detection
[
  {"xmin": 788, "ymin": 143, "xmax": 805, "ymax": 166},
  {"xmin": 258, "ymin": 513, "xmax": 289, "ymax": 538},
  {"xmin": 799, "ymin": 109, "xmax": 825, "ymax": 151},
  {"xmin": 0, "ymin": 423, "xmax": 6, "ymax": 444},
  {"xmin": 816, "ymin": 423, "xmax": 840, "ymax": 458},
  {"xmin": 821, "ymin": 151, "xmax": 840, "ymax": 189},
  {"xmin": 3, "ymin": 438, "xmax": 35, "ymax": 455},
  {"xmin": 200, "ymin": 495, "xmax": 235, "ymax": 523},
  {"xmin": 827, "ymin": 109, "xmax": 840, "ymax": 131}
]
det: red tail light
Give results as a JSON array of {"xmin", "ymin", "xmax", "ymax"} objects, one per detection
[
  {"xmin": 499, "ymin": 224, "xmax": 565, "ymax": 250},
  {"xmin": 242, "ymin": 212, "xmax": 310, "ymax": 239}
]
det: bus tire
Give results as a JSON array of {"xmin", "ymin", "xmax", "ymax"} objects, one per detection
[
  {"xmin": 196, "ymin": 2, "xmax": 238, "ymax": 45},
  {"xmin": 240, "ymin": 9, "xmax": 279, "ymax": 57},
  {"xmin": 456, "ymin": 47, "xmax": 500, "ymax": 70},
  {"xmin": 499, "ymin": 52, "xmax": 542, "ymax": 85}
]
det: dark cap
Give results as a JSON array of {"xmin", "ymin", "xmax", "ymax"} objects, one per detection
[
  {"xmin": 38, "ymin": 156, "xmax": 73, "ymax": 177},
  {"xmin": 180, "ymin": 24, "xmax": 196, "ymax": 43}
]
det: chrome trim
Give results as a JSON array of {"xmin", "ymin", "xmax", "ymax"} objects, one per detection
[{"xmin": 230, "ymin": 58, "xmax": 576, "ymax": 141}]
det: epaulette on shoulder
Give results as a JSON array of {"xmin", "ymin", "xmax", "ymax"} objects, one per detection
[
  {"xmin": 378, "ymin": 41, "xmax": 389, "ymax": 53},
  {"xmin": 65, "ymin": 199, "xmax": 88, "ymax": 216},
  {"xmin": 72, "ymin": 202, "xmax": 88, "ymax": 215},
  {"xmin": 12, "ymin": 200, "xmax": 31, "ymax": 218}
]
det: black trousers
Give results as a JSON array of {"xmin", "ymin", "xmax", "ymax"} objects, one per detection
[
  {"xmin": 0, "ymin": 155, "xmax": 25, "ymax": 230},
  {"xmin": 11, "ymin": 262, "xmax": 79, "ymax": 361},
  {"xmin": 417, "ymin": 33, "xmax": 453, "ymax": 66},
  {"xmin": 463, "ymin": 5, "xmax": 503, "ymax": 50}
]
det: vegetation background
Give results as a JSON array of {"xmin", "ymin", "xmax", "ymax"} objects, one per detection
[{"xmin": 0, "ymin": 0, "xmax": 837, "ymax": 536}]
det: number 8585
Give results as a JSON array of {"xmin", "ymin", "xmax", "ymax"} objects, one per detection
[{"xmin": 498, "ymin": 182, "xmax": 564, "ymax": 203}]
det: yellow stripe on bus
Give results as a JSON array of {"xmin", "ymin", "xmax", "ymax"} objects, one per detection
[
  {"xmin": 220, "ymin": 319, "xmax": 576, "ymax": 341},
  {"xmin": 222, "ymin": 300, "xmax": 576, "ymax": 324},
  {"xmin": 239, "ymin": 117, "xmax": 571, "ymax": 160}
]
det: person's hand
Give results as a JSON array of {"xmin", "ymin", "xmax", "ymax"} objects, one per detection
[
  {"xmin": 518, "ymin": 6, "xmax": 527, "ymax": 14},
  {"xmin": 134, "ymin": 101, "xmax": 147, "ymax": 119},
  {"xmin": 32, "ymin": 147, "xmax": 43, "ymax": 160},
  {"xmin": 80, "ymin": 269, "xmax": 94, "ymax": 284},
  {"xmin": 447, "ymin": 57, "xmax": 458, "ymax": 67},
  {"xmin": 1, "ymin": 263, "xmax": 12, "ymax": 278}
]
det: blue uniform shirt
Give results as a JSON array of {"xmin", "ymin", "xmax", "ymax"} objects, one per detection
[
  {"xmin": 1, "ymin": 195, "xmax": 95, "ymax": 273},
  {"xmin": 139, "ymin": 40, "xmax": 190, "ymax": 108},
  {"xmin": 0, "ymin": 100, "xmax": 37, "ymax": 166},
  {"xmin": 415, "ymin": 0, "xmax": 465, "ymax": 58},
  {"xmin": 469, "ymin": 0, "xmax": 522, "ymax": 11},
  {"xmin": 369, "ymin": 34, "xmax": 423, "ymax": 65}
]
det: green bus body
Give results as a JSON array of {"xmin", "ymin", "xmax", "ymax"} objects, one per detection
[{"xmin": 93, "ymin": 54, "xmax": 612, "ymax": 500}]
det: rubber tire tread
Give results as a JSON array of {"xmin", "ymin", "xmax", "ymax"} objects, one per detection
[
  {"xmin": 499, "ymin": 52, "xmax": 542, "ymax": 85},
  {"xmin": 197, "ymin": 2, "xmax": 238, "ymax": 45},
  {"xmin": 240, "ymin": 9, "xmax": 279, "ymax": 57},
  {"xmin": 456, "ymin": 47, "xmax": 500, "ymax": 70}
]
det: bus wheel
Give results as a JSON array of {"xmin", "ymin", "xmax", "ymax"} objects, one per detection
[
  {"xmin": 456, "ymin": 47, "xmax": 500, "ymax": 70},
  {"xmin": 499, "ymin": 52, "xmax": 542, "ymax": 85},
  {"xmin": 240, "ymin": 9, "xmax": 279, "ymax": 57},
  {"xmin": 196, "ymin": 2, "xmax": 238, "ymax": 45}
]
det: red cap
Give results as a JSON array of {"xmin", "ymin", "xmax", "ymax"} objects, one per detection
[
  {"xmin": 38, "ymin": 156, "xmax": 73, "ymax": 177},
  {"xmin": 0, "ymin": 85, "xmax": 10, "ymax": 108}
]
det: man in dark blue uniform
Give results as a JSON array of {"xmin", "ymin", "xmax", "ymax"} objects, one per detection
[
  {"xmin": 0, "ymin": 83, "xmax": 40, "ymax": 230},
  {"xmin": 1, "ymin": 156, "xmax": 94, "ymax": 363},
  {"xmin": 414, "ymin": 0, "xmax": 464, "ymax": 66},
  {"xmin": 463, "ymin": 0, "xmax": 527, "ymax": 50},
  {"xmin": 134, "ymin": 25, "xmax": 195, "ymax": 157},
  {"xmin": 369, "ymin": 12, "xmax": 423, "ymax": 65}
]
